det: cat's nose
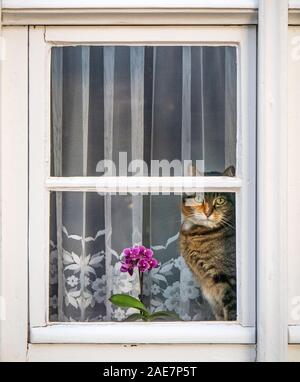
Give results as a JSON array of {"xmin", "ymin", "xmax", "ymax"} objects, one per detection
[
  {"xmin": 204, "ymin": 211, "xmax": 212, "ymax": 218},
  {"xmin": 203, "ymin": 204, "xmax": 212, "ymax": 218}
]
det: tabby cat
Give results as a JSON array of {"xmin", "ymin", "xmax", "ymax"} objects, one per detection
[{"xmin": 180, "ymin": 166, "xmax": 236, "ymax": 321}]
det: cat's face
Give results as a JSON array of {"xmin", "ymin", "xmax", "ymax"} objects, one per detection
[{"xmin": 182, "ymin": 192, "xmax": 235, "ymax": 229}]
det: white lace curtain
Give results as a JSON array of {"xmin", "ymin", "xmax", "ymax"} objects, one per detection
[{"xmin": 49, "ymin": 46, "xmax": 236, "ymax": 322}]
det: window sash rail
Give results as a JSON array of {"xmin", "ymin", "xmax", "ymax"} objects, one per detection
[{"xmin": 46, "ymin": 176, "xmax": 243, "ymax": 193}]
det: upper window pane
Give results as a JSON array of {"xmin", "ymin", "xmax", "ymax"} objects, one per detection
[{"xmin": 51, "ymin": 46, "xmax": 237, "ymax": 177}]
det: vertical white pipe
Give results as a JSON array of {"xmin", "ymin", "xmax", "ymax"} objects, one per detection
[{"xmin": 257, "ymin": 0, "xmax": 288, "ymax": 361}]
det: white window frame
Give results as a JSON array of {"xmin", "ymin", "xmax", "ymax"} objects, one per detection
[
  {"xmin": 287, "ymin": 15, "xmax": 300, "ymax": 345},
  {"xmin": 28, "ymin": 25, "xmax": 256, "ymax": 344}
]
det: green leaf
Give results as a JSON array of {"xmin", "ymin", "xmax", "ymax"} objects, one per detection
[
  {"xmin": 109, "ymin": 294, "xmax": 148, "ymax": 314},
  {"xmin": 124, "ymin": 313, "xmax": 148, "ymax": 322},
  {"xmin": 148, "ymin": 311, "xmax": 181, "ymax": 321}
]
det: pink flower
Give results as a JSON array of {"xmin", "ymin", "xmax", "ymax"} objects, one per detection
[
  {"xmin": 138, "ymin": 259, "xmax": 150, "ymax": 272},
  {"xmin": 148, "ymin": 257, "xmax": 159, "ymax": 269},
  {"xmin": 119, "ymin": 245, "xmax": 159, "ymax": 276},
  {"xmin": 142, "ymin": 248, "xmax": 154, "ymax": 259},
  {"xmin": 120, "ymin": 262, "xmax": 134, "ymax": 276}
]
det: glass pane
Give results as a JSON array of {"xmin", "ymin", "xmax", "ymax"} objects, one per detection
[
  {"xmin": 51, "ymin": 46, "xmax": 237, "ymax": 177},
  {"xmin": 49, "ymin": 192, "xmax": 236, "ymax": 322}
]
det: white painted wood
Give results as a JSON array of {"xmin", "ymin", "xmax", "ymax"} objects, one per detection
[
  {"xmin": 29, "ymin": 26, "xmax": 50, "ymax": 327},
  {"xmin": 257, "ymin": 0, "xmax": 288, "ymax": 361},
  {"xmin": 45, "ymin": 26, "xmax": 252, "ymax": 45},
  {"xmin": 237, "ymin": 27, "xmax": 256, "ymax": 327},
  {"xmin": 2, "ymin": 0, "xmax": 259, "ymax": 9},
  {"xmin": 287, "ymin": 27, "xmax": 300, "ymax": 331},
  {"xmin": 27, "ymin": 343, "xmax": 256, "ymax": 362},
  {"xmin": 0, "ymin": 26, "xmax": 28, "ymax": 362},
  {"xmin": 289, "ymin": 326, "xmax": 300, "ymax": 343},
  {"xmin": 46, "ymin": 176, "xmax": 243, "ymax": 193},
  {"xmin": 30, "ymin": 323, "xmax": 255, "ymax": 344},
  {"xmin": 2, "ymin": 8, "xmax": 258, "ymax": 26}
]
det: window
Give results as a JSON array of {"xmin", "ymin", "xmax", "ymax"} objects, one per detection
[{"xmin": 29, "ymin": 26, "xmax": 255, "ymax": 342}]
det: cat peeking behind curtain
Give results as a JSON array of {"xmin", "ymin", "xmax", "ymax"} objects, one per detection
[{"xmin": 180, "ymin": 166, "xmax": 236, "ymax": 321}]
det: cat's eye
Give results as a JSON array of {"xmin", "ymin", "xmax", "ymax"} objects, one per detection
[
  {"xmin": 215, "ymin": 197, "xmax": 226, "ymax": 205},
  {"xmin": 194, "ymin": 194, "xmax": 204, "ymax": 204}
]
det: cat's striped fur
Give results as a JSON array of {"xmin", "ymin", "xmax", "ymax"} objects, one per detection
[{"xmin": 180, "ymin": 166, "xmax": 236, "ymax": 321}]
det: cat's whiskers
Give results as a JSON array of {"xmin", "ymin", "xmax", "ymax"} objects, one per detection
[{"xmin": 219, "ymin": 217, "xmax": 235, "ymax": 230}]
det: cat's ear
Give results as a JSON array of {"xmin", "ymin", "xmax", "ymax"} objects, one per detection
[
  {"xmin": 223, "ymin": 165, "xmax": 235, "ymax": 177},
  {"xmin": 182, "ymin": 192, "xmax": 196, "ymax": 202},
  {"xmin": 187, "ymin": 164, "xmax": 204, "ymax": 177}
]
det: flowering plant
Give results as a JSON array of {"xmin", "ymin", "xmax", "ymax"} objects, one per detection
[
  {"xmin": 110, "ymin": 245, "xmax": 179, "ymax": 321},
  {"xmin": 120, "ymin": 245, "xmax": 159, "ymax": 275},
  {"xmin": 120, "ymin": 245, "xmax": 158, "ymax": 303}
]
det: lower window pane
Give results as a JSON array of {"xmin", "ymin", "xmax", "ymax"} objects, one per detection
[{"xmin": 49, "ymin": 192, "xmax": 236, "ymax": 322}]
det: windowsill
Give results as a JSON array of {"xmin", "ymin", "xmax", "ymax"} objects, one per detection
[{"xmin": 30, "ymin": 322, "xmax": 255, "ymax": 344}]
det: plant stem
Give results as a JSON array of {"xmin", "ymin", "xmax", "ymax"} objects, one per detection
[{"xmin": 139, "ymin": 271, "xmax": 144, "ymax": 304}]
